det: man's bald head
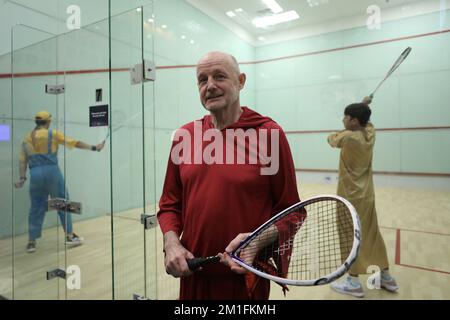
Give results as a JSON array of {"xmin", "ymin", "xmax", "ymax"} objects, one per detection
[
  {"xmin": 197, "ymin": 51, "xmax": 241, "ymax": 76},
  {"xmin": 196, "ymin": 51, "xmax": 246, "ymax": 114}
]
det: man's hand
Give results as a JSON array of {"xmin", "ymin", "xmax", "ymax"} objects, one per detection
[
  {"xmin": 96, "ymin": 141, "xmax": 106, "ymax": 152},
  {"xmin": 163, "ymin": 231, "xmax": 195, "ymax": 278},
  {"xmin": 219, "ymin": 233, "xmax": 253, "ymax": 274},
  {"xmin": 14, "ymin": 179, "xmax": 25, "ymax": 189},
  {"xmin": 362, "ymin": 96, "xmax": 373, "ymax": 105},
  {"xmin": 220, "ymin": 226, "xmax": 278, "ymax": 274},
  {"xmin": 14, "ymin": 176, "xmax": 27, "ymax": 189}
]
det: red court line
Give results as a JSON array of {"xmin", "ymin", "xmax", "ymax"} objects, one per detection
[
  {"xmin": 379, "ymin": 226, "xmax": 397, "ymax": 231},
  {"xmin": 396, "ymin": 229, "xmax": 401, "ymax": 265},
  {"xmin": 399, "ymin": 228, "xmax": 450, "ymax": 237},
  {"xmin": 156, "ymin": 65, "xmax": 196, "ymax": 70},
  {"xmin": 286, "ymin": 126, "xmax": 450, "ymax": 134},
  {"xmin": 380, "ymin": 226, "xmax": 450, "ymax": 237},
  {"xmin": 0, "ymin": 68, "xmax": 129, "ymax": 79},
  {"xmin": 296, "ymin": 168, "xmax": 450, "ymax": 178},
  {"xmin": 394, "ymin": 228, "xmax": 450, "ymax": 274},
  {"xmin": 1, "ymin": 28, "xmax": 449, "ymax": 78},
  {"xmin": 66, "ymin": 68, "xmax": 129, "ymax": 75},
  {"xmin": 397, "ymin": 263, "xmax": 450, "ymax": 275},
  {"xmin": 240, "ymin": 29, "xmax": 450, "ymax": 65},
  {"xmin": 0, "ymin": 66, "xmax": 193, "ymax": 79},
  {"xmin": 297, "ymin": 168, "xmax": 337, "ymax": 174}
]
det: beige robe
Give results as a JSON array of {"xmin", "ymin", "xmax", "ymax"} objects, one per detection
[{"xmin": 328, "ymin": 123, "xmax": 389, "ymax": 274}]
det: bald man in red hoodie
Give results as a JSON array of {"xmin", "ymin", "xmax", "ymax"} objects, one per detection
[{"xmin": 157, "ymin": 51, "xmax": 301, "ymax": 300}]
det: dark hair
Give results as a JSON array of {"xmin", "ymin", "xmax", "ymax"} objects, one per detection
[
  {"xmin": 35, "ymin": 120, "xmax": 49, "ymax": 127},
  {"xmin": 344, "ymin": 103, "xmax": 372, "ymax": 126}
]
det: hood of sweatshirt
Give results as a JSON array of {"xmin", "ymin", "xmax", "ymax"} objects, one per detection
[
  {"xmin": 363, "ymin": 123, "xmax": 375, "ymax": 146},
  {"xmin": 202, "ymin": 106, "xmax": 273, "ymax": 130}
]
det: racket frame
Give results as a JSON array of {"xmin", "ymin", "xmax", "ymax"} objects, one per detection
[
  {"xmin": 371, "ymin": 46, "xmax": 412, "ymax": 98},
  {"xmin": 230, "ymin": 194, "xmax": 361, "ymax": 286}
]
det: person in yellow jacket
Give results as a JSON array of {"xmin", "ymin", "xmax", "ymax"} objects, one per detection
[
  {"xmin": 15, "ymin": 111, "xmax": 105, "ymax": 253},
  {"xmin": 327, "ymin": 97, "xmax": 399, "ymax": 298}
]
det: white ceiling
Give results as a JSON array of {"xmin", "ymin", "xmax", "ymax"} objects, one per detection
[
  {"xmin": 196, "ymin": 0, "xmax": 419, "ymax": 33},
  {"xmin": 187, "ymin": 0, "xmax": 449, "ymax": 45},
  {"xmin": 2, "ymin": 0, "xmax": 448, "ymax": 49}
]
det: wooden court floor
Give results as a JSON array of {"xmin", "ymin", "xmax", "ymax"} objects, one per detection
[{"xmin": 0, "ymin": 183, "xmax": 449, "ymax": 300}]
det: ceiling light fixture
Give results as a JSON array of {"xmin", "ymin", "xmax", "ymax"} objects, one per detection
[
  {"xmin": 226, "ymin": 11, "xmax": 236, "ymax": 17},
  {"xmin": 261, "ymin": 0, "xmax": 283, "ymax": 14},
  {"xmin": 307, "ymin": 0, "xmax": 329, "ymax": 7},
  {"xmin": 252, "ymin": 10, "xmax": 299, "ymax": 28}
]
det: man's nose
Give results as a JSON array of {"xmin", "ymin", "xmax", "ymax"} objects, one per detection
[{"xmin": 206, "ymin": 78, "xmax": 217, "ymax": 91}]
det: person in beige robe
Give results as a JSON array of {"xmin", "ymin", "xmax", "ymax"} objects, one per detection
[{"xmin": 327, "ymin": 97, "xmax": 399, "ymax": 298}]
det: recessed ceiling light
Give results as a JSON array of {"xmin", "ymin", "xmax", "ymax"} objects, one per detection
[
  {"xmin": 161, "ymin": 24, "xmax": 167, "ymax": 29},
  {"xmin": 181, "ymin": 35, "xmax": 186, "ymax": 40},
  {"xmin": 258, "ymin": 36, "xmax": 266, "ymax": 41},
  {"xmin": 235, "ymin": 8, "xmax": 244, "ymax": 13},
  {"xmin": 252, "ymin": 10, "xmax": 299, "ymax": 28},
  {"xmin": 190, "ymin": 40, "xmax": 195, "ymax": 44},
  {"xmin": 307, "ymin": 0, "xmax": 329, "ymax": 7},
  {"xmin": 262, "ymin": 0, "xmax": 283, "ymax": 14},
  {"xmin": 226, "ymin": 11, "xmax": 236, "ymax": 18},
  {"xmin": 136, "ymin": 8, "xmax": 141, "ymax": 12}
]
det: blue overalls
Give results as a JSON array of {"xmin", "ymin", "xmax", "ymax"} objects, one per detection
[{"xmin": 26, "ymin": 130, "xmax": 73, "ymax": 241}]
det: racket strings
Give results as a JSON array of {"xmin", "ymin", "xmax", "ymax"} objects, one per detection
[
  {"xmin": 389, "ymin": 47, "xmax": 411, "ymax": 75},
  {"xmin": 237, "ymin": 199, "xmax": 355, "ymax": 281}
]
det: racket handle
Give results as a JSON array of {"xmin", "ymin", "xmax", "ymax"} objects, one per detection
[
  {"xmin": 363, "ymin": 95, "xmax": 374, "ymax": 105},
  {"xmin": 187, "ymin": 256, "xmax": 220, "ymax": 271}
]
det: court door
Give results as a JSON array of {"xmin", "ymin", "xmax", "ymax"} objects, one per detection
[{"xmin": 6, "ymin": 3, "xmax": 160, "ymax": 300}]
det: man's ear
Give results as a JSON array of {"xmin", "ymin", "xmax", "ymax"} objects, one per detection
[
  {"xmin": 351, "ymin": 118, "xmax": 361, "ymax": 127},
  {"xmin": 238, "ymin": 73, "xmax": 246, "ymax": 90}
]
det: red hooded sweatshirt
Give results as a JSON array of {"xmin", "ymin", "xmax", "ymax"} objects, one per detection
[{"xmin": 158, "ymin": 107, "xmax": 300, "ymax": 300}]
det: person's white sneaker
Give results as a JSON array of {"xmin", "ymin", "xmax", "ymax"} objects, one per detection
[
  {"xmin": 26, "ymin": 241, "xmax": 36, "ymax": 253},
  {"xmin": 381, "ymin": 273, "xmax": 399, "ymax": 292},
  {"xmin": 330, "ymin": 276, "xmax": 365, "ymax": 298},
  {"xmin": 66, "ymin": 233, "xmax": 84, "ymax": 246}
]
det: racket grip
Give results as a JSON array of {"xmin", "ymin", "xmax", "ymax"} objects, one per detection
[{"xmin": 187, "ymin": 256, "xmax": 220, "ymax": 271}]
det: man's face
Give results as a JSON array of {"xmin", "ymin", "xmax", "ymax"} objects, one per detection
[
  {"xmin": 343, "ymin": 115, "xmax": 351, "ymax": 130},
  {"xmin": 196, "ymin": 55, "xmax": 244, "ymax": 112}
]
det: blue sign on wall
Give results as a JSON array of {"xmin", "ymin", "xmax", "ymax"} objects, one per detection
[{"xmin": 0, "ymin": 124, "xmax": 10, "ymax": 141}]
